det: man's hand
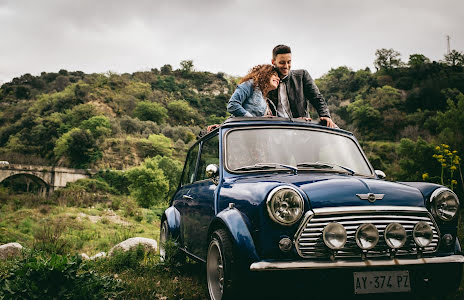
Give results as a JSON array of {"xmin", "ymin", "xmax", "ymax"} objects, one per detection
[
  {"xmin": 297, "ymin": 117, "xmax": 312, "ymax": 122},
  {"xmin": 207, "ymin": 124, "xmax": 220, "ymax": 132},
  {"xmin": 320, "ymin": 117, "xmax": 338, "ymax": 129}
]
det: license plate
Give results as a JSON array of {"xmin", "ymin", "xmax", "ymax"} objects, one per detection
[{"xmin": 353, "ymin": 271, "xmax": 410, "ymax": 294}]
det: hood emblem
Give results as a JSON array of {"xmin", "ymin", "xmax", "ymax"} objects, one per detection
[{"xmin": 356, "ymin": 193, "xmax": 385, "ymax": 203}]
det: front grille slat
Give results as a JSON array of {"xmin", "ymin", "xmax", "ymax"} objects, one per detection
[{"xmin": 295, "ymin": 208, "xmax": 440, "ymax": 259}]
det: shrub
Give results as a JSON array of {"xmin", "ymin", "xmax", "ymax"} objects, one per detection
[
  {"xmin": 106, "ymin": 244, "xmax": 146, "ymax": 272},
  {"xmin": 133, "ymin": 101, "xmax": 167, "ymax": 124},
  {"xmin": 33, "ymin": 219, "xmax": 70, "ymax": 254},
  {"xmin": 126, "ymin": 160, "xmax": 169, "ymax": 208},
  {"xmin": 0, "ymin": 252, "xmax": 123, "ymax": 299}
]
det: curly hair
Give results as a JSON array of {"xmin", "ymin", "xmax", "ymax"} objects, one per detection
[{"xmin": 239, "ymin": 64, "xmax": 278, "ymax": 96}]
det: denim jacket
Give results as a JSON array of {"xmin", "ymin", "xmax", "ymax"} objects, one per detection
[{"xmin": 227, "ymin": 80, "xmax": 268, "ymax": 117}]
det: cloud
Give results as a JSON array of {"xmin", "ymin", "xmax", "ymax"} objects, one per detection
[{"xmin": 1, "ymin": 0, "xmax": 463, "ymax": 83}]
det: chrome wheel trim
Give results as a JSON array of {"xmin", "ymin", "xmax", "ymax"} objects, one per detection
[
  {"xmin": 207, "ymin": 239, "xmax": 224, "ymax": 300},
  {"xmin": 159, "ymin": 222, "xmax": 168, "ymax": 261}
]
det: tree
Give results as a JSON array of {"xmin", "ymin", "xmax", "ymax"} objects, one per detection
[
  {"xmin": 133, "ymin": 101, "xmax": 168, "ymax": 123},
  {"xmin": 167, "ymin": 100, "xmax": 198, "ymax": 125},
  {"xmin": 443, "ymin": 50, "xmax": 464, "ymax": 67},
  {"xmin": 374, "ymin": 48, "xmax": 403, "ymax": 70},
  {"xmin": 434, "ymin": 93, "xmax": 464, "ymax": 150},
  {"xmin": 54, "ymin": 128, "xmax": 100, "ymax": 168},
  {"xmin": 126, "ymin": 158, "xmax": 169, "ymax": 207},
  {"xmin": 136, "ymin": 134, "xmax": 173, "ymax": 158},
  {"xmin": 160, "ymin": 64, "xmax": 173, "ymax": 75},
  {"xmin": 151, "ymin": 156, "xmax": 182, "ymax": 199},
  {"xmin": 80, "ymin": 115, "xmax": 112, "ymax": 139},
  {"xmin": 408, "ymin": 54, "xmax": 431, "ymax": 67},
  {"xmin": 180, "ymin": 60, "xmax": 194, "ymax": 73}
]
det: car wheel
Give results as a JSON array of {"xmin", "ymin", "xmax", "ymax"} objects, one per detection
[
  {"xmin": 159, "ymin": 220, "xmax": 185, "ymax": 264},
  {"xmin": 207, "ymin": 229, "xmax": 240, "ymax": 300},
  {"xmin": 159, "ymin": 220, "xmax": 169, "ymax": 261}
]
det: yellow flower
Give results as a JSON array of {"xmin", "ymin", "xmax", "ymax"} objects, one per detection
[
  {"xmin": 451, "ymin": 180, "xmax": 457, "ymax": 185},
  {"xmin": 422, "ymin": 173, "xmax": 429, "ymax": 181},
  {"xmin": 435, "ymin": 146, "xmax": 441, "ymax": 150},
  {"xmin": 437, "ymin": 155, "xmax": 444, "ymax": 159},
  {"xmin": 444, "ymin": 144, "xmax": 449, "ymax": 148},
  {"xmin": 451, "ymin": 166, "xmax": 457, "ymax": 170},
  {"xmin": 442, "ymin": 163, "xmax": 447, "ymax": 167},
  {"xmin": 453, "ymin": 150, "xmax": 458, "ymax": 154},
  {"xmin": 447, "ymin": 152, "xmax": 453, "ymax": 156}
]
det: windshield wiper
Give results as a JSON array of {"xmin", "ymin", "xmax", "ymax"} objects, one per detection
[
  {"xmin": 233, "ymin": 163, "xmax": 298, "ymax": 174},
  {"xmin": 296, "ymin": 162, "xmax": 355, "ymax": 175}
]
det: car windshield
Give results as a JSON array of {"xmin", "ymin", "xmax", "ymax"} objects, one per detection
[{"xmin": 225, "ymin": 127, "xmax": 373, "ymax": 176}]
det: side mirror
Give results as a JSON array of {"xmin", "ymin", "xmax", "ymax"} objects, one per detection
[
  {"xmin": 206, "ymin": 164, "xmax": 219, "ymax": 179},
  {"xmin": 375, "ymin": 170, "xmax": 386, "ymax": 179}
]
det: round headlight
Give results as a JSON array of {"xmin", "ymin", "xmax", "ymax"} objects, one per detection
[
  {"xmin": 413, "ymin": 221, "xmax": 433, "ymax": 248},
  {"xmin": 431, "ymin": 188, "xmax": 460, "ymax": 221},
  {"xmin": 323, "ymin": 222, "xmax": 347, "ymax": 250},
  {"xmin": 355, "ymin": 223, "xmax": 379, "ymax": 250},
  {"xmin": 384, "ymin": 223, "xmax": 407, "ymax": 249},
  {"xmin": 266, "ymin": 186, "xmax": 304, "ymax": 226}
]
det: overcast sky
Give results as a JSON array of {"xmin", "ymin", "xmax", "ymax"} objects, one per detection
[{"xmin": 1, "ymin": 0, "xmax": 463, "ymax": 84}]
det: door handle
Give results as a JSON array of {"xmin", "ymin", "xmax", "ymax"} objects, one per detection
[{"xmin": 182, "ymin": 195, "xmax": 193, "ymax": 200}]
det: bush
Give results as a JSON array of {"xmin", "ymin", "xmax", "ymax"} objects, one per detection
[
  {"xmin": 133, "ymin": 101, "xmax": 167, "ymax": 124},
  {"xmin": 68, "ymin": 178, "xmax": 115, "ymax": 194},
  {"xmin": 126, "ymin": 160, "xmax": 169, "ymax": 208},
  {"xmin": 33, "ymin": 219, "xmax": 70, "ymax": 254},
  {"xmin": 0, "ymin": 252, "xmax": 123, "ymax": 300},
  {"xmin": 105, "ymin": 244, "xmax": 146, "ymax": 272},
  {"xmin": 95, "ymin": 169, "xmax": 129, "ymax": 195}
]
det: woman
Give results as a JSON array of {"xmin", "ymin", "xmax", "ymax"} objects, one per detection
[{"xmin": 227, "ymin": 64, "xmax": 280, "ymax": 117}]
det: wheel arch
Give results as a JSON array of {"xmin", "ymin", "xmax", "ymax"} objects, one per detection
[
  {"xmin": 162, "ymin": 206, "xmax": 181, "ymax": 240},
  {"xmin": 207, "ymin": 207, "xmax": 259, "ymax": 263}
]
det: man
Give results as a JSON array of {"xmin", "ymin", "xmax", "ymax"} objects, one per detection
[{"xmin": 268, "ymin": 44, "xmax": 337, "ymax": 128}]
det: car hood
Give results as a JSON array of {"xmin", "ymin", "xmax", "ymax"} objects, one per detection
[{"xmin": 224, "ymin": 172, "xmax": 425, "ymax": 209}]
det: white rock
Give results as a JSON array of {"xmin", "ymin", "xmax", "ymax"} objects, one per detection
[
  {"xmin": 80, "ymin": 253, "xmax": 90, "ymax": 260},
  {"xmin": 0, "ymin": 242, "xmax": 23, "ymax": 259},
  {"xmin": 109, "ymin": 237, "xmax": 158, "ymax": 256},
  {"xmin": 90, "ymin": 252, "xmax": 107, "ymax": 260}
]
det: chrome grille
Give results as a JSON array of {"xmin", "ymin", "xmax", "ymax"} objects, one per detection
[{"xmin": 295, "ymin": 206, "xmax": 440, "ymax": 259}]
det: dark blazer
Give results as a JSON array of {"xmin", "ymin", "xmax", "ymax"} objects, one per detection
[{"xmin": 268, "ymin": 69, "xmax": 331, "ymax": 118}]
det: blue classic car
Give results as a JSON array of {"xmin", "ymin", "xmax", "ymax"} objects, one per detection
[{"xmin": 160, "ymin": 118, "xmax": 463, "ymax": 299}]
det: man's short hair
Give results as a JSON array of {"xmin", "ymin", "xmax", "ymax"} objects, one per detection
[{"xmin": 272, "ymin": 45, "xmax": 291, "ymax": 59}]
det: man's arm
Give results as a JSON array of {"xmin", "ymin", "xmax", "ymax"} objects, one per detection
[
  {"xmin": 302, "ymin": 70, "xmax": 337, "ymax": 128},
  {"xmin": 301, "ymin": 70, "xmax": 330, "ymax": 118}
]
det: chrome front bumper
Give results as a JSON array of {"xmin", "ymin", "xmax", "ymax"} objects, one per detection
[{"xmin": 250, "ymin": 255, "xmax": 464, "ymax": 271}]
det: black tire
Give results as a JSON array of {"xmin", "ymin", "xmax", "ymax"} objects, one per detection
[
  {"xmin": 207, "ymin": 229, "xmax": 242, "ymax": 300},
  {"xmin": 159, "ymin": 220, "xmax": 185, "ymax": 264},
  {"xmin": 159, "ymin": 220, "xmax": 169, "ymax": 261}
]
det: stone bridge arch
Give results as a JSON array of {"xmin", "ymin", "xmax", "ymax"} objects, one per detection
[
  {"xmin": 1, "ymin": 173, "xmax": 50, "ymax": 196},
  {"xmin": 0, "ymin": 164, "xmax": 94, "ymax": 195}
]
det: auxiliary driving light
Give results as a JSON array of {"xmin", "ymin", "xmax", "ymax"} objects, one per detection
[
  {"xmin": 323, "ymin": 222, "xmax": 347, "ymax": 250},
  {"xmin": 279, "ymin": 237, "xmax": 293, "ymax": 252},
  {"xmin": 413, "ymin": 221, "xmax": 433, "ymax": 247},
  {"xmin": 355, "ymin": 223, "xmax": 379, "ymax": 250},
  {"xmin": 384, "ymin": 223, "xmax": 407, "ymax": 249}
]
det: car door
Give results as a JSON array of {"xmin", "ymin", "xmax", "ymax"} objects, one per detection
[
  {"xmin": 185, "ymin": 134, "xmax": 220, "ymax": 258},
  {"xmin": 173, "ymin": 142, "xmax": 200, "ymax": 250}
]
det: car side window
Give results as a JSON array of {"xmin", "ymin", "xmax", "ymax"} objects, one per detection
[
  {"xmin": 181, "ymin": 144, "xmax": 200, "ymax": 186},
  {"xmin": 197, "ymin": 135, "xmax": 220, "ymax": 181}
]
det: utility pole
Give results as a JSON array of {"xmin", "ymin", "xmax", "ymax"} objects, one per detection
[{"xmin": 446, "ymin": 35, "xmax": 451, "ymax": 54}]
